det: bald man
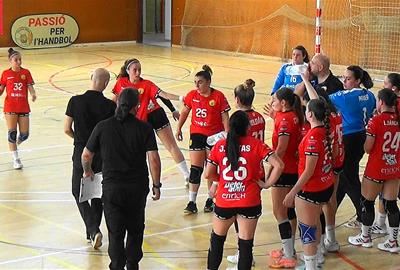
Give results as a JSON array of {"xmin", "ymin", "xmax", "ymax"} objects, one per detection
[
  {"xmin": 64, "ymin": 68, "xmax": 116, "ymax": 249},
  {"xmin": 295, "ymin": 53, "xmax": 343, "ymax": 98}
]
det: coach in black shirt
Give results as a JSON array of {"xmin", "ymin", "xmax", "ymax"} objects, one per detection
[
  {"xmin": 295, "ymin": 53, "xmax": 343, "ymax": 99},
  {"xmin": 64, "ymin": 68, "xmax": 116, "ymax": 248},
  {"xmin": 82, "ymin": 88, "xmax": 161, "ymax": 270}
]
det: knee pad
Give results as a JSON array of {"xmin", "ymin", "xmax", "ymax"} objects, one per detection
[
  {"xmin": 18, "ymin": 132, "xmax": 29, "ymax": 144},
  {"xmin": 189, "ymin": 165, "xmax": 203, "ymax": 184},
  {"xmin": 207, "ymin": 231, "xmax": 226, "ymax": 270},
  {"xmin": 361, "ymin": 196, "xmax": 375, "ymax": 226},
  {"xmin": 383, "ymin": 199, "xmax": 400, "ymax": 227},
  {"xmin": 287, "ymin": 207, "xmax": 296, "ymax": 220},
  {"xmin": 278, "ymin": 220, "xmax": 292, "ymax": 240},
  {"xmin": 238, "ymin": 238, "xmax": 254, "ymax": 270},
  {"xmin": 8, "ymin": 129, "xmax": 17, "ymax": 144},
  {"xmin": 298, "ymin": 222, "xmax": 317, "ymax": 245}
]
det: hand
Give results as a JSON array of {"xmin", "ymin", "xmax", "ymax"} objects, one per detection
[
  {"xmin": 152, "ymin": 187, "xmax": 161, "ymax": 201},
  {"xmin": 300, "ymin": 68, "xmax": 311, "ymax": 82},
  {"xmin": 83, "ymin": 170, "xmax": 94, "ymax": 180},
  {"xmin": 172, "ymin": 110, "xmax": 180, "ymax": 121},
  {"xmin": 175, "ymin": 130, "xmax": 183, "ymax": 141},
  {"xmin": 263, "ymin": 102, "xmax": 275, "ymax": 119},
  {"xmin": 257, "ymin": 179, "xmax": 271, "ymax": 190},
  {"xmin": 283, "ymin": 191, "xmax": 296, "ymax": 207},
  {"xmin": 31, "ymin": 93, "xmax": 37, "ymax": 102},
  {"xmin": 209, "ymin": 183, "xmax": 218, "ymax": 198}
]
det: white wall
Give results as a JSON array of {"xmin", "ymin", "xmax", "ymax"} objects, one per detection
[{"xmin": 165, "ymin": 0, "xmax": 171, "ymax": 40}]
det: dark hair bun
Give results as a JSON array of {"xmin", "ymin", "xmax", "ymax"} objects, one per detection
[
  {"xmin": 202, "ymin": 65, "xmax": 213, "ymax": 75},
  {"xmin": 244, "ymin": 79, "xmax": 255, "ymax": 89}
]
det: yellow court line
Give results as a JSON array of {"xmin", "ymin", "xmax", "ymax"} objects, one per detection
[
  {"xmin": 0, "ymin": 234, "xmax": 83, "ymax": 270},
  {"xmin": 142, "ymin": 241, "xmax": 186, "ymax": 270},
  {"xmin": 0, "ymin": 204, "xmax": 83, "ymax": 236}
]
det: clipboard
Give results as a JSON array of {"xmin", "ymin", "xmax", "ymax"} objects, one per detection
[{"xmin": 79, "ymin": 172, "xmax": 103, "ymax": 203}]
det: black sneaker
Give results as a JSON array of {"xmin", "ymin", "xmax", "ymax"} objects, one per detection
[
  {"xmin": 184, "ymin": 201, "xmax": 198, "ymax": 214},
  {"xmin": 204, "ymin": 198, "xmax": 214, "ymax": 213},
  {"xmin": 91, "ymin": 231, "xmax": 103, "ymax": 249}
]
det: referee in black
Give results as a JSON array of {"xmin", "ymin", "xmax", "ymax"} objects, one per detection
[
  {"xmin": 64, "ymin": 68, "xmax": 116, "ymax": 248},
  {"xmin": 81, "ymin": 88, "xmax": 162, "ymax": 270}
]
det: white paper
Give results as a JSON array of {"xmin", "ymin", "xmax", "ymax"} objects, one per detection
[{"xmin": 79, "ymin": 172, "xmax": 103, "ymax": 203}]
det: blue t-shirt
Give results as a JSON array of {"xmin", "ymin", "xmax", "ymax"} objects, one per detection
[
  {"xmin": 271, "ymin": 63, "xmax": 308, "ymax": 94},
  {"xmin": 329, "ymin": 88, "xmax": 376, "ymax": 135}
]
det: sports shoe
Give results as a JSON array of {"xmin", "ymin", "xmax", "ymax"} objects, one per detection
[
  {"xmin": 226, "ymin": 251, "xmax": 255, "ymax": 266},
  {"xmin": 269, "ymin": 249, "xmax": 284, "ymax": 258},
  {"xmin": 348, "ymin": 233, "xmax": 373, "ymax": 248},
  {"xmin": 204, "ymin": 198, "xmax": 214, "ymax": 213},
  {"xmin": 91, "ymin": 231, "xmax": 103, "ymax": 249},
  {"xmin": 13, "ymin": 158, "xmax": 23, "ymax": 170},
  {"xmin": 269, "ymin": 256, "xmax": 296, "ymax": 268},
  {"xmin": 377, "ymin": 238, "xmax": 400, "ymax": 253},
  {"xmin": 184, "ymin": 201, "xmax": 198, "ymax": 214},
  {"xmin": 371, "ymin": 223, "xmax": 387, "ymax": 234},
  {"xmin": 324, "ymin": 238, "xmax": 340, "ymax": 252},
  {"xmin": 86, "ymin": 233, "xmax": 91, "ymax": 244},
  {"xmin": 345, "ymin": 219, "xmax": 361, "ymax": 229}
]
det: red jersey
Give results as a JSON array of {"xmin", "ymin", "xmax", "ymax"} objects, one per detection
[
  {"xmin": 364, "ymin": 112, "xmax": 400, "ymax": 180},
  {"xmin": 330, "ymin": 113, "xmax": 344, "ymax": 168},
  {"xmin": 1, "ymin": 68, "xmax": 34, "ymax": 113},
  {"xmin": 112, "ymin": 77, "xmax": 161, "ymax": 121},
  {"xmin": 272, "ymin": 111, "xmax": 301, "ymax": 174},
  {"xmin": 184, "ymin": 89, "xmax": 230, "ymax": 136},
  {"xmin": 207, "ymin": 136, "xmax": 274, "ymax": 208},
  {"xmin": 246, "ymin": 109, "xmax": 265, "ymax": 142},
  {"xmin": 298, "ymin": 126, "xmax": 334, "ymax": 192},
  {"xmin": 301, "ymin": 122, "xmax": 311, "ymax": 138}
]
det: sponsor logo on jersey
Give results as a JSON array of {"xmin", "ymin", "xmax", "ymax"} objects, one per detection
[
  {"xmin": 21, "ymin": 74, "xmax": 26, "ymax": 80},
  {"xmin": 209, "ymin": 100, "xmax": 215, "ymax": 107},
  {"xmin": 138, "ymin": 88, "xmax": 144, "ymax": 94},
  {"xmin": 7, "ymin": 77, "xmax": 14, "ymax": 80}
]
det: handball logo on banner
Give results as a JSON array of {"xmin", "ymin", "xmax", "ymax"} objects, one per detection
[{"xmin": 11, "ymin": 14, "xmax": 79, "ymax": 49}]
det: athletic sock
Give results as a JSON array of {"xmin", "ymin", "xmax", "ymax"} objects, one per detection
[
  {"xmin": 177, "ymin": 160, "xmax": 190, "ymax": 179},
  {"xmin": 326, "ymin": 225, "xmax": 336, "ymax": 242},
  {"xmin": 189, "ymin": 191, "xmax": 197, "ymax": 202},
  {"xmin": 377, "ymin": 212, "xmax": 387, "ymax": 227},
  {"xmin": 12, "ymin": 150, "xmax": 18, "ymax": 160}
]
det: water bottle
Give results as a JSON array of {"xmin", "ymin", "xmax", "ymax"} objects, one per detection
[{"xmin": 207, "ymin": 131, "xmax": 227, "ymax": 146}]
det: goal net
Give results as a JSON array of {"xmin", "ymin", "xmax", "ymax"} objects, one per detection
[{"xmin": 179, "ymin": 0, "xmax": 400, "ymax": 72}]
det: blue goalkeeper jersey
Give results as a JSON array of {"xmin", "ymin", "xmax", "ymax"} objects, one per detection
[
  {"xmin": 271, "ymin": 63, "xmax": 308, "ymax": 94},
  {"xmin": 329, "ymin": 88, "xmax": 376, "ymax": 135}
]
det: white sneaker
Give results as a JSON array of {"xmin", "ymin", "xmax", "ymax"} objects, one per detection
[
  {"xmin": 371, "ymin": 223, "xmax": 387, "ymax": 234},
  {"xmin": 13, "ymin": 158, "xmax": 23, "ymax": 170},
  {"xmin": 345, "ymin": 219, "xmax": 361, "ymax": 229},
  {"xmin": 377, "ymin": 238, "xmax": 400, "ymax": 253},
  {"xmin": 348, "ymin": 233, "xmax": 373, "ymax": 248},
  {"xmin": 298, "ymin": 253, "xmax": 324, "ymax": 266},
  {"xmin": 324, "ymin": 238, "xmax": 340, "ymax": 252},
  {"xmin": 226, "ymin": 251, "xmax": 255, "ymax": 266}
]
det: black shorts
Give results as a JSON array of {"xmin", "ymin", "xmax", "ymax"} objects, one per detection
[
  {"xmin": 190, "ymin": 133, "xmax": 212, "ymax": 151},
  {"xmin": 214, "ymin": 204, "xmax": 262, "ymax": 220},
  {"xmin": 4, "ymin": 112, "xmax": 30, "ymax": 117},
  {"xmin": 272, "ymin": 173, "xmax": 298, "ymax": 187},
  {"xmin": 147, "ymin": 108, "xmax": 170, "ymax": 131},
  {"xmin": 296, "ymin": 185, "xmax": 334, "ymax": 205}
]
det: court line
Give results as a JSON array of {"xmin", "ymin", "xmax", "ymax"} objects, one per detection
[
  {"xmin": 0, "ymin": 144, "xmax": 70, "ymax": 155},
  {"xmin": 335, "ymin": 251, "xmax": 366, "ymax": 270}
]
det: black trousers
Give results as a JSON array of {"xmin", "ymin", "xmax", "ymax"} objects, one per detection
[
  {"xmin": 72, "ymin": 145, "xmax": 103, "ymax": 238},
  {"xmin": 336, "ymin": 131, "xmax": 366, "ymax": 222},
  {"xmin": 102, "ymin": 184, "xmax": 149, "ymax": 270}
]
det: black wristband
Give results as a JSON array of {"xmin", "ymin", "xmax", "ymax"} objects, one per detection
[{"xmin": 153, "ymin": 182, "xmax": 162, "ymax": 189}]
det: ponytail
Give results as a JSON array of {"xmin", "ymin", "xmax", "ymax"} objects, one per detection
[
  {"xmin": 117, "ymin": 58, "xmax": 140, "ymax": 79},
  {"xmin": 8, "ymin": 48, "xmax": 20, "ymax": 59},
  {"xmin": 347, "ymin": 65, "xmax": 374, "ymax": 89},
  {"xmin": 276, "ymin": 87, "xmax": 304, "ymax": 126},
  {"xmin": 114, "ymin": 88, "xmax": 139, "ymax": 122},
  {"xmin": 234, "ymin": 78, "xmax": 256, "ymax": 107},
  {"xmin": 195, "ymin": 65, "xmax": 213, "ymax": 82},
  {"xmin": 226, "ymin": 111, "xmax": 249, "ymax": 171},
  {"xmin": 308, "ymin": 99, "xmax": 332, "ymax": 161}
]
